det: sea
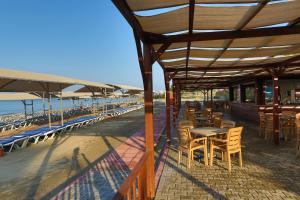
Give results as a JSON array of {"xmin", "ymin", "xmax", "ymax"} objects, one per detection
[{"xmin": 0, "ymin": 97, "xmax": 138, "ymax": 116}]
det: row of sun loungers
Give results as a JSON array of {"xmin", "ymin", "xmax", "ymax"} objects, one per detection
[
  {"xmin": 106, "ymin": 105, "xmax": 143, "ymax": 117},
  {"xmin": 0, "ymin": 120, "xmax": 33, "ymax": 133},
  {"xmin": 0, "ymin": 104, "xmax": 144, "ymax": 153}
]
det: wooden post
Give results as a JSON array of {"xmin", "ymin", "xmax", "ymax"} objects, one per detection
[
  {"xmin": 229, "ymin": 87, "xmax": 234, "ymax": 102},
  {"xmin": 272, "ymin": 76, "xmax": 280, "ymax": 145},
  {"xmin": 210, "ymin": 89, "xmax": 213, "ymax": 108},
  {"xmin": 206, "ymin": 89, "xmax": 209, "ymax": 102},
  {"xmin": 240, "ymin": 84, "xmax": 245, "ymax": 103},
  {"xmin": 164, "ymin": 73, "xmax": 171, "ymax": 144},
  {"xmin": 173, "ymin": 84, "xmax": 176, "ymax": 126},
  {"xmin": 143, "ymin": 43, "xmax": 155, "ymax": 198}
]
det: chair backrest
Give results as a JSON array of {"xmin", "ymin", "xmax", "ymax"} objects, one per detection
[
  {"xmin": 226, "ymin": 127, "xmax": 243, "ymax": 150},
  {"xmin": 213, "ymin": 117, "xmax": 222, "ymax": 128},
  {"xmin": 203, "ymin": 107, "xmax": 211, "ymax": 114},
  {"xmin": 221, "ymin": 120, "xmax": 236, "ymax": 129},
  {"xmin": 177, "ymin": 127, "xmax": 192, "ymax": 146},
  {"xmin": 212, "ymin": 112, "xmax": 223, "ymax": 119},
  {"xmin": 264, "ymin": 114, "xmax": 273, "ymax": 129},
  {"xmin": 179, "ymin": 120, "xmax": 194, "ymax": 129}
]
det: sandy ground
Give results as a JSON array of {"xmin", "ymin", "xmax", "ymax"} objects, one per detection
[{"xmin": 0, "ymin": 102, "xmax": 165, "ymax": 200}]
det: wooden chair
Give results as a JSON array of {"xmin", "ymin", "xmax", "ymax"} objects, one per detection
[
  {"xmin": 281, "ymin": 111, "xmax": 296, "ymax": 141},
  {"xmin": 221, "ymin": 120, "xmax": 236, "ymax": 129},
  {"xmin": 264, "ymin": 114, "xmax": 273, "ymax": 140},
  {"xmin": 177, "ymin": 127, "xmax": 208, "ymax": 169},
  {"xmin": 179, "ymin": 120, "xmax": 194, "ymax": 129},
  {"xmin": 212, "ymin": 117, "xmax": 222, "ymax": 128},
  {"xmin": 210, "ymin": 127, "xmax": 243, "ymax": 172}
]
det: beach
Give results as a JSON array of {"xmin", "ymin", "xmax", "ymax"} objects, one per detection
[{"xmin": 0, "ymin": 102, "xmax": 165, "ymax": 200}]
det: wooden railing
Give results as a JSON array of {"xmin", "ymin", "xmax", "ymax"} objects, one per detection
[{"xmin": 113, "ymin": 152, "xmax": 149, "ymax": 200}]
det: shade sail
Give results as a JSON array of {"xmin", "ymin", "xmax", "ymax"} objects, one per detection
[
  {"xmin": 0, "ymin": 92, "xmax": 41, "ymax": 101},
  {"xmin": 0, "ymin": 68, "xmax": 81, "ymax": 92},
  {"xmin": 0, "ymin": 68, "xmax": 114, "ymax": 94},
  {"xmin": 114, "ymin": 0, "xmax": 300, "ymax": 90},
  {"xmin": 108, "ymin": 84, "xmax": 143, "ymax": 94},
  {"xmin": 75, "ymin": 81, "xmax": 114, "ymax": 94}
]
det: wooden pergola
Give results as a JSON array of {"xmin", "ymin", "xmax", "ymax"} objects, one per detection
[{"xmin": 112, "ymin": 1, "xmax": 300, "ymax": 199}]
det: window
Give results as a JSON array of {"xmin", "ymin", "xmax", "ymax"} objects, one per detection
[
  {"xmin": 233, "ymin": 87, "xmax": 240, "ymax": 102},
  {"xmin": 244, "ymin": 86, "xmax": 255, "ymax": 103}
]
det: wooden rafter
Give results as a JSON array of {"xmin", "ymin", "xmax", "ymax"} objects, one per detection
[
  {"xmin": 185, "ymin": 0, "xmax": 195, "ymax": 79},
  {"xmin": 151, "ymin": 43, "xmax": 171, "ymax": 65},
  {"xmin": 134, "ymin": 31, "xmax": 146, "ymax": 85},
  {"xmin": 145, "ymin": 26, "xmax": 300, "ymax": 44},
  {"xmin": 165, "ymin": 62, "xmax": 300, "ymax": 72}
]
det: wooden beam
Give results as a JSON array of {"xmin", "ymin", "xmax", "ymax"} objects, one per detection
[
  {"xmin": 164, "ymin": 72, "xmax": 171, "ymax": 144},
  {"xmin": 165, "ymin": 62, "xmax": 300, "ymax": 72},
  {"xmin": 133, "ymin": 31, "xmax": 146, "ymax": 85},
  {"xmin": 185, "ymin": 0, "xmax": 195, "ymax": 79},
  {"xmin": 146, "ymin": 26, "xmax": 300, "ymax": 44},
  {"xmin": 151, "ymin": 43, "xmax": 171, "ymax": 65},
  {"xmin": 112, "ymin": 0, "xmax": 144, "ymax": 39},
  {"xmin": 0, "ymin": 79, "xmax": 16, "ymax": 90},
  {"xmin": 143, "ymin": 43, "xmax": 155, "ymax": 198}
]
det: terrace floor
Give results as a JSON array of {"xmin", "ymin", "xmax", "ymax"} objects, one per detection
[{"xmin": 155, "ymin": 112, "xmax": 300, "ymax": 200}]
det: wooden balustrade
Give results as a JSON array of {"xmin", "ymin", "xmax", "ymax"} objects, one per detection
[{"xmin": 113, "ymin": 152, "xmax": 149, "ymax": 200}]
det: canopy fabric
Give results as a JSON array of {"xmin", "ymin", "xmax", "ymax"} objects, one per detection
[
  {"xmin": 0, "ymin": 93, "xmax": 41, "ymax": 101},
  {"xmin": 56, "ymin": 92, "xmax": 94, "ymax": 99},
  {"xmin": 0, "ymin": 68, "xmax": 79, "ymax": 92},
  {"xmin": 0, "ymin": 68, "xmax": 113, "ymax": 93},
  {"xmin": 108, "ymin": 84, "xmax": 143, "ymax": 94},
  {"xmin": 115, "ymin": 0, "xmax": 300, "ymax": 89}
]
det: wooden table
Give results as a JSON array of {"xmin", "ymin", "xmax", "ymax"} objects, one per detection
[
  {"xmin": 190, "ymin": 127, "xmax": 227, "ymax": 164},
  {"xmin": 190, "ymin": 127, "xmax": 227, "ymax": 137}
]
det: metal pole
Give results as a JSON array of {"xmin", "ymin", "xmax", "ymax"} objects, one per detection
[
  {"xmin": 42, "ymin": 92, "xmax": 46, "ymax": 115},
  {"xmin": 60, "ymin": 92, "xmax": 64, "ymax": 126},
  {"xmin": 48, "ymin": 94, "xmax": 52, "ymax": 129},
  {"xmin": 273, "ymin": 76, "xmax": 280, "ymax": 145},
  {"xmin": 31, "ymin": 100, "xmax": 34, "ymax": 117}
]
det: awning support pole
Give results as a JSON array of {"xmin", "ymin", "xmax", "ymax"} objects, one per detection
[
  {"xmin": 48, "ymin": 93, "xmax": 52, "ymax": 129},
  {"xmin": 60, "ymin": 92, "xmax": 64, "ymax": 126}
]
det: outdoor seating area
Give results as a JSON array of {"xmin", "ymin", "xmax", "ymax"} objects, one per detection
[
  {"xmin": 179, "ymin": 101, "xmax": 243, "ymax": 172},
  {"xmin": 111, "ymin": 0, "xmax": 300, "ymax": 199},
  {"xmin": 0, "ymin": 104, "xmax": 143, "ymax": 153}
]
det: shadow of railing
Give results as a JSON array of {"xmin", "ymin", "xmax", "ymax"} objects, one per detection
[{"xmin": 41, "ymin": 136, "xmax": 131, "ymax": 200}]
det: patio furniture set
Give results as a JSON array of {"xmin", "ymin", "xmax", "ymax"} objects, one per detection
[{"xmin": 177, "ymin": 101, "xmax": 243, "ymax": 172}]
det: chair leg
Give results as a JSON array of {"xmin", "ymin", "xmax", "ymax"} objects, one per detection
[
  {"xmin": 227, "ymin": 151, "xmax": 231, "ymax": 172},
  {"xmin": 221, "ymin": 151, "xmax": 224, "ymax": 161},
  {"xmin": 239, "ymin": 150, "xmax": 243, "ymax": 168},
  {"xmin": 191, "ymin": 150, "xmax": 194, "ymax": 161},
  {"xmin": 187, "ymin": 150, "xmax": 191, "ymax": 169},
  {"xmin": 204, "ymin": 142, "xmax": 208, "ymax": 166},
  {"xmin": 178, "ymin": 149, "xmax": 181, "ymax": 165},
  {"xmin": 209, "ymin": 145, "xmax": 214, "ymax": 166}
]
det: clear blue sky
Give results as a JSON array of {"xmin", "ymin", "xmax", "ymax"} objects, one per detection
[{"xmin": 0, "ymin": 0, "xmax": 164, "ymax": 90}]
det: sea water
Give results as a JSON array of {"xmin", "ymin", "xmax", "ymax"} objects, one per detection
[{"xmin": 0, "ymin": 97, "xmax": 138, "ymax": 116}]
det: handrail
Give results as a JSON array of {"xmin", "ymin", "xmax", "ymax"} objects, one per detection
[{"xmin": 113, "ymin": 152, "xmax": 149, "ymax": 200}]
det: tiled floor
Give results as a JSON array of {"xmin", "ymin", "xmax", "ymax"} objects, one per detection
[{"xmin": 155, "ymin": 111, "xmax": 300, "ymax": 200}]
